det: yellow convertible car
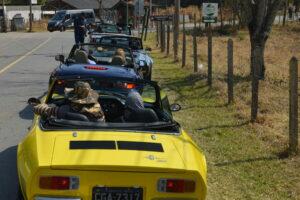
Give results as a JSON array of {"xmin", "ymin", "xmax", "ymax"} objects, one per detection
[{"xmin": 17, "ymin": 77, "xmax": 207, "ymax": 200}]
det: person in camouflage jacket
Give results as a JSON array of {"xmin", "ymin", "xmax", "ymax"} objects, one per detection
[{"xmin": 33, "ymin": 81, "xmax": 105, "ymax": 122}]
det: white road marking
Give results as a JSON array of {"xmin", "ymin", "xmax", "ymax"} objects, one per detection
[{"xmin": 0, "ymin": 37, "xmax": 52, "ymax": 75}]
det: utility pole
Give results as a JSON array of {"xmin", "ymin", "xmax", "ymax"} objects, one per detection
[
  {"xmin": 149, "ymin": 0, "xmax": 152, "ymax": 15},
  {"xmin": 2, "ymin": 0, "xmax": 7, "ymax": 32},
  {"xmin": 126, "ymin": 0, "xmax": 129, "ymax": 26},
  {"xmin": 29, "ymin": 0, "xmax": 32, "ymax": 32},
  {"xmin": 98, "ymin": 0, "xmax": 102, "ymax": 20},
  {"xmin": 173, "ymin": 0, "xmax": 180, "ymax": 61}
]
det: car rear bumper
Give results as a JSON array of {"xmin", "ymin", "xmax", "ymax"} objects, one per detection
[{"xmin": 25, "ymin": 169, "xmax": 206, "ymax": 200}]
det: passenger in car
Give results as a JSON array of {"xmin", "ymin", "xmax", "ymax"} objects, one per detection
[
  {"xmin": 33, "ymin": 81, "xmax": 105, "ymax": 122},
  {"xmin": 123, "ymin": 90, "xmax": 159, "ymax": 123},
  {"xmin": 111, "ymin": 48, "xmax": 126, "ymax": 65}
]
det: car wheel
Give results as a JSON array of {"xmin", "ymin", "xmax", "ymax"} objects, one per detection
[{"xmin": 59, "ymin": 26, "xmax": 65, "ymax": 32}]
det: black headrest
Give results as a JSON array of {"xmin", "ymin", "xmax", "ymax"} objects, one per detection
[{"xmin": 126, "ymin": 108, "xmax": 159, "ymax": 123}]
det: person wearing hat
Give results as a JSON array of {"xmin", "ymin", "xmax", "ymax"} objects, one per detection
[{"xmin": 33, "ymin": 81, "xmax": 105, "ymax": 122}]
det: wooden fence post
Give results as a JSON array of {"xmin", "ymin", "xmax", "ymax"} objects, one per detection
[
  {"xmin": 289, "ymin": 57, "xmax": 298, "ymax": 155},
  {"xmin": 166, "ymin": 22, "xmax": 170, "ymax": 55},
  {"xmin": 156, "ymin": 21, "xmax": 159, "ymax": 47},
  {"xmin": 193, "ymin": 14, "xmax": 198, "ymax": 72},
  {"xmin": 227, "ymin": 39, "xmax": 234, "ymax": 104},
  {"xmin": 160, "ymin": 21, "xmax": 165, "ymax": 52},
  {"xmin": 182, "ymin": 14, "xmax": 186, "ymax": 68},
  {"xmin": 144, "ymin": 8, "xmax": 150, "ymax": 41},
  {"xmin": 207, "ymin": 24, "xmax": 212, "ymax": 86},
  {"xmin": 173, "ymin": 10, "xmax": 179, "ymax": 62}
]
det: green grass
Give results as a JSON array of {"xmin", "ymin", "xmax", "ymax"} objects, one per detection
[{"xmin": 145, "ymin": 34, "xmax": 300, "ymax": 200}]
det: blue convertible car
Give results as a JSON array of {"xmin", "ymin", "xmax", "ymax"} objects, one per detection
[{"xmin": 50, "ymin": 43, "xmax": 143, "ymax": 86}]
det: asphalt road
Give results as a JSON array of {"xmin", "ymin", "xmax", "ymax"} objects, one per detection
[{"xmin": 0, "ymin": 31, "xmax": 74, "ymax": 199}]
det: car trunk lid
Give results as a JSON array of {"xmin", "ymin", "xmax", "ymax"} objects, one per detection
[{"xmin": 50, "ymin": 132, "xmax": 187, "ymax": 173}]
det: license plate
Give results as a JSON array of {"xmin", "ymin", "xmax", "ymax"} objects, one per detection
[{"xmin": 92, "ymin": 187, "xmax": 143, "ymax": 200}]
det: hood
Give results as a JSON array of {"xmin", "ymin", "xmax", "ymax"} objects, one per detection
[{"xmin": 50, "ymin": 132, "xmax": 187, "ymax": 173}]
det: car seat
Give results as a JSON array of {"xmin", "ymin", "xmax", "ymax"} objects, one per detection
[
  {"xmin": 125, "ymin": 109, "xmax": 159, "ymax": 123},
  {"xmin": 111, "ymin": 55, "xmax": 125, "ymax": 65}
]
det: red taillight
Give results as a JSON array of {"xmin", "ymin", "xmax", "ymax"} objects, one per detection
[
  {"xmin": 39, "ymin": 176, "xmax": 79, "ymax": 190},
  {"xmin": 57, "ymin": 80, "xmax": 65, "ymax": 85},
  {"xmin": 84, "ymin": 66, "xmax": 108, "ymax": 70},
  {"xmin": 125, "ymin": 83, "xmax": 136, "ymax": 89},
  {"xmin": 158, "ymin": 179, "xmax": 196, "ymax": 193}
]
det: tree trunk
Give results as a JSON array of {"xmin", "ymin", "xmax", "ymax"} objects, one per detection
[
  {"xmin": 251, "ymin": 44, "xmax": 264, "ymax": 122},
  {"xmin": 220, "ymin": 2, "xmax": 224, "ymax": 29},
  {"xmin": 250, "ymin": 37, "xmax": 266, "ymax": 79},
  {"xmin": 283, "ymin": 0, "xmax": 288, "ymax": 26}
]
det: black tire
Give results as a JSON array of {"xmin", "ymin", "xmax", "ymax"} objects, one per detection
[
  {"xmin": 16, "ymin": 184, "xmax": 24, "ymax": 200},
  {"xmin": 59, "ymin": 26, "xmax": 65, "ymax": 32}
]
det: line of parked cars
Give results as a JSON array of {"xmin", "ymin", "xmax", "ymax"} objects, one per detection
[{"xmin": 17, "ymin": 10, "xmax": 207, "ymax": 200}]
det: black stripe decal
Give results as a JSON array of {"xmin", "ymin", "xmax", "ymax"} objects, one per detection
[
  {"xmin": 70, "ymin": 141, "xmax": 116, "ymax": 150},
  {"xmin": 117, "ymin": 141, "xmax": 164, "ymax": 152}
]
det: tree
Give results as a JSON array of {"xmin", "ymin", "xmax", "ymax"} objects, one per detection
[{"xmin": 240, "ymin": 0, "xmax": 284, "ymax": 122}]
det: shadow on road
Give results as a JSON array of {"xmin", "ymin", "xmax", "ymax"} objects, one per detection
[
  {"xmin": 19, "ymin": 105, "xmax": 34, "ymax": 120},
  {"xmin": 19, "ymin": 91, "xmax": 47, "ymax": 120},
  {"xmin": 0, "ymin": 146, "xmax": 19, "ymax": 199}
]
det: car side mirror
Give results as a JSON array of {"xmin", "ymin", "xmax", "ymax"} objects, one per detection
[
  {"xmin": 170, "ymin": 103, "xmax": 181, "ymax": 112},
  {"xmin": 139, "ymin": 60, "xmax": 146, "ymax": 67},
  {"xmin": 28, "ymin": 97, "xmax": 41, "ymax": 106},
  {"xmin": 145, "ymin": 47, "xmax": 152, "ymax": 52},
  {"xmin": 55, "ymin": 54, "xmax": 65, "ymax": 63}
]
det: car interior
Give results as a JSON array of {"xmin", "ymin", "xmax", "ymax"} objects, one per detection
[
  {"xmin": 46, "ymin": 79, "xmax": 172, "ymax": 125},
  {"xmin": 69, "ymin": 45, "xmax": 135, "ymax": 67}
]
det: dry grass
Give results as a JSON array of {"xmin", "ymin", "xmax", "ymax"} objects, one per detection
[
  {"xmin": 146, "ymin": 20, "xmax": 300, "ymax": 200},
  {"xmin": 172, "ymin": 22, "xmax": 300, "ymax": 151},
  {"xmin": 24, "ymin": 19, "xmax": 48, "ymax": 32},
  {"xmin": 144, "ymin": 21, "xmax": 300, "ymax": 199}
]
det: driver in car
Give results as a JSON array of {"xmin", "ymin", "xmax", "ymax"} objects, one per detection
[{"xmin": 33, "ymin": 81, "xmax": 105, "ymax": 122}]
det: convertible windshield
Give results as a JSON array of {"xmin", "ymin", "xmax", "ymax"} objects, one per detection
[
  {"xmin": 42, "ymin": 79, "xmax": 178, "ymax": 132},
  {"xmin": 69, "ymin": 44, "xmax": 134, "ymax": 66},
  {"xmin": 97, "ymin": 37, "xmax": 143, "ymax": 50},
  {"xmin": 49, "ymin": 79, "xmax": 155, "ymax": 103},
  {"xmin": 96, "ymin": 23, "xmax": 119, "ymax": 33}
]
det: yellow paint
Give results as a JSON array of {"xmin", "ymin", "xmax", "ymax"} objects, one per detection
[
  {"xmin": 18, "ymin": 89, "xmax": 207, "ymax": 200},
  {"xmin": 0, "ymin": 37, "xmax": 52, "ymax": 75}
]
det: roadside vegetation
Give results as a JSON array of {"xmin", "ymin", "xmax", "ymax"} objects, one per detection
[{"xmin": 144, "ymin": 22, "xmax": 300, "ymax": 199}]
